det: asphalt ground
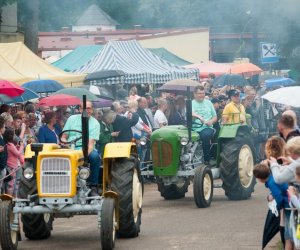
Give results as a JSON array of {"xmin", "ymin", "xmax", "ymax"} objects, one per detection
[{"xmin": 18, "ymin": 181, "xmax": 280, "ymax": 250}]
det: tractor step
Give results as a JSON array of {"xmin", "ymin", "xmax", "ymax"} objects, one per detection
[{"xmin": 213, "ymin": 183, "xmax": 222, "ymax": 188}]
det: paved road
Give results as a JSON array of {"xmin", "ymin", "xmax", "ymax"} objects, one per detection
[{"xmin": 18, "ymin": 182, "xmax": 280, "ymax": 250}]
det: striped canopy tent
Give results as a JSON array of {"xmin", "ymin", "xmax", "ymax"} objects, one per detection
[{"xmin": 74, "ymin": 40, "xmax": 199, "ymax": 85}]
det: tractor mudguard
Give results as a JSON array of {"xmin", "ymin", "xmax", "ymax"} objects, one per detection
[
  {"xmin": 0, "ymin": 194, "xmax": 13, "ymax": 201},
  {"xmin": 103, "ymin": 142, "xmax": 137, "ymax": 159},
  {"xmin": 218, "ymin": 124, "xmax": 251, "ymax": 139}
]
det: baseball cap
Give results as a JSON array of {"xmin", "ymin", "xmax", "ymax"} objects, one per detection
[{"xmin": 229, "ymin": 89, "xmax": 240, "ymax": 98}]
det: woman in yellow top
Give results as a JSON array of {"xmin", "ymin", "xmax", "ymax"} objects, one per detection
[{"xmin": 222, "ymin": 89, "xmax": 246, "ymax": 124}]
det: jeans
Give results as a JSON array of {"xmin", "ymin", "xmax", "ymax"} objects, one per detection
[
  {"xmin": 199, "ymin": 128, "xmax": 215, "ymax": 162},
  {"xmin": 87, "ymin": 149, "xmax": 101, "ymax": 186}
]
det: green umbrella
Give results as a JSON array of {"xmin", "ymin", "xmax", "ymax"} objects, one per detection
[
  {"xmin": 0, "ymin": 94, "xmax": 13, "ymax": 104},
  {"xmin": 54, "ymin": 88, "xmax": 98, "ymax": 101}
]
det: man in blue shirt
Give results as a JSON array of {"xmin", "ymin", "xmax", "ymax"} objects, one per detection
[
  {"xmin": 192, "ymin": 85, "xmax": 217, "ymax": 165},
  {"xmin": 62, "ymin": 101, "xmax": 101, "ymax": 196}
]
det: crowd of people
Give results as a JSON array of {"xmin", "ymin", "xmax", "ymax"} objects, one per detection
[{"xmin": 0, "ymin": 77, "xmax": 300, "ymax": 248}]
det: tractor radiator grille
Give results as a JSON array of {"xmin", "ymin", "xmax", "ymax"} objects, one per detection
[
  {"xmin": 40, "ymin": 158, "xmax": 71, "ymax": 195},
  {"xmin": 152, "ymin": 141, "xmax": 172, "ymax": 167}
]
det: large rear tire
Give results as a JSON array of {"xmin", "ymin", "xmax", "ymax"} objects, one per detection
[
  {"xmin": 0, "ymin": 200, "xmax": 18, "ymax": 250},
  {"xmin": 220, "ymin": 135, "xmax": 256, "ymax": 200},
  {"xmin": 101, "ymin": 198, "xmax": 116, "ymax": 250},
  {"xmin": 18, "ymin": 164, "xmax": 54, "ymax": 240},
  {"xmin": 193, "ymin": 165, "xmax": 213, "ymax": 208},
  {"xmin": 111, "ymin": 156, "xmax": 142, "ymax": 238},
  {"xmin": 157, "ymin": 178, "xmax": 189, "ymax": 200}
]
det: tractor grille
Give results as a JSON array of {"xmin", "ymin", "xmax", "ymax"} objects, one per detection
[
  {"xmin": 40, "ymin": 157, "xmax": 71, "ymax": 195},
  {"xmin": 152, "ymin": 141, "xmax": 172, "ymax": 167}
]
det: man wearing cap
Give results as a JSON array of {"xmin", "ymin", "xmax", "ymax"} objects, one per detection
[
  {"xmin": 192, "ymin": 85, "xmax": 217, "ymax": 165},
  {"xmin": 222, "ymin": 89, "xmax": 246, "ymax": 124}
]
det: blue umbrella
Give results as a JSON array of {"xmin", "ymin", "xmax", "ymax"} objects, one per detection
[
  {"xmin": 22, "ymin": 79, "xmax": 64, "ymax": 93},
  {"xmin": 7, "ymin": 87, "xmax": 39, "ymax": 103},
  {"xmin": 265, "ymin": 77, "xmax": 296, "ymax": 88}
]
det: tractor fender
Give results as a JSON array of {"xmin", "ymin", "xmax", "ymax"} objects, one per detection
[
  {"xmin": 103, "ymin": 142, "xmax": 137, "ymax": 159},
  {"xmin": 0, "ymin": 194, "xmax": 13, "ymax": 201},
  {"xmin": 218, "ymin": 124, "xmax": 251, "ymax": 139}
]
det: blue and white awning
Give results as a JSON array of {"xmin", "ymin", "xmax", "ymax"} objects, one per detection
[{"xmin": 75, "ymin": 40, "xmax": 199, "ymax": 85}]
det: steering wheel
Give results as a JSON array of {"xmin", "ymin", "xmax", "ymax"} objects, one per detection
[
  {"xmin": 192, "ymin": 119, "xmax": 204, "ymax": 128},
  {"xmin": 59, "ymin": 130, "xmax": 82, "ymax": 145}
]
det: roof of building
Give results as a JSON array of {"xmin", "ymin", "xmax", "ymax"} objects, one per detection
[{"xmin": 75, "ymin": 4, "xmax": 118, "ymax": 26}]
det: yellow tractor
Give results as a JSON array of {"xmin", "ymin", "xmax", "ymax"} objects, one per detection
[{"xmin": 0, "ymin": 97, "xmax": 143, "ymax": 250}]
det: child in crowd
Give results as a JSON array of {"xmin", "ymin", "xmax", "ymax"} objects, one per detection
[{"xmin": 3, "ymin": 127, "xmax": 24, "ymax": 197}]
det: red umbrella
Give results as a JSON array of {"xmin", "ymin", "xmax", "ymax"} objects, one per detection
[
  {"xmin": 185, "ymin": 61, "xmax": 231, "ymax": 78},
  {"xmin": 0, "ymin": 80, "xmax": 24, "ymax": 97},
  {"xmin": 38, "ymin": 94, "xmax": 81, "ymax": 107}
]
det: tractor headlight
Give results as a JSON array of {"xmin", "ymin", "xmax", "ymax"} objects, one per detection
[
  {"xmin": 180, "ymin": 137, "xmax": 189, "ymax": 146},
  {"xmin": 79, "ymin": 167, "xmax": 90, "ymax": 180},
  {"xmin": 140, "ymin": 137, "xmax": 147, "ymax": 146},
  {"xmin": 24, "ymin": 167, "xmax": 34, "ymax": 179}
]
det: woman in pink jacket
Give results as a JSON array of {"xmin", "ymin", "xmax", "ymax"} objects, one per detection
[{"xmin": 3, "ymin": 127, "xmax": 24, "ymax": 197}]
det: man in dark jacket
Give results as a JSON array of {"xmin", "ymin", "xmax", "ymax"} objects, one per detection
[
  {"xmin": 0, "ymin": 116, "xmax": 7, "ymax": 193},
  {"xmin": 112, "ymin": 112, "xmax": 139, "ymax": 142}
]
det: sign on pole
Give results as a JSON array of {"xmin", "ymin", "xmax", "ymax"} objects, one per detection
[{"xmin": 261, "ymin": 43, "xmax": 279, "ymax": 64}]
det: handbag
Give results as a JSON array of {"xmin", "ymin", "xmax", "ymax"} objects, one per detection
[{"xmin": 4, "ymin": 167, "xmax": 13, "ymax": 183}]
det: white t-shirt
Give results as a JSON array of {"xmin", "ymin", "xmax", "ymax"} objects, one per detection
[{"xmin": 154, "ymin": 109, "xmax": 168, "ymax": 129}]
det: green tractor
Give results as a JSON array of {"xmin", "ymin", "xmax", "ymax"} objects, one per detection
[{"xmin": 142, "ymin": 90, "xmax": 256, "ymax": 208}]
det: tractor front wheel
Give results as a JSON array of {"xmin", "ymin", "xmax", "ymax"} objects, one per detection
[
  {"xmin": 0, "ymin": 200, "xmax": 18, "ymax": 250},
  {"xmin": 193, "ymin": 165, "xmax": 213, "ymax": 208},
  {"xmin": 18, "ymin": 172, "xmax": 54, "ymax": 240},
  {"xmin": 101, "ymin": 198, "xmax": 116, "ymax": 250},
  {"xmin": 220, "ymin": 135, "xmax": 256, "ymax": 200},
  {"xmin": 157, "ymin": 178, "xmax": 189, "ymax": 200},
  {"xmin": 111, "ymin": 156, "xmax": 143, "ymax": 238}
]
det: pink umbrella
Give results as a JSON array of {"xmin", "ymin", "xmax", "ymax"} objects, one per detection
[
  {"xmin": 0, "ymin": 80, "xmax": 25, "ymax": 97},
  {"xmin": 185, "ymin": 61, "xmax": 231, "ymax": 79},
  {"xmin": 38, "ymin": 94, "xmax": 81, "ymax": 106}
]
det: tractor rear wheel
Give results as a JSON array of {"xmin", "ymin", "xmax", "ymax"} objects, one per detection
[
  {"xmin": 157, "ymin": 178, "xmax": 189, "ymax": 200},
  {"xmin": 220, "ymin": 135, "xmax": 256, "ymax": 200},
  {"xmin": 0, "ymin": 200, "xmax": 18, "ymax": 250},
  {"xmin": 18, "ymin": 168, "xmax": 54, "ymax": 240},
  {"xmin": 111, "ymin": 156, "xmax": 142, "ymax": 238},
  {"xmin": 193, "ymin": 165, "xmax": 213, "ymax": 208},
  {"xmin": 101, "ymin": 198, "xmax": 116, "ymax": 250}
]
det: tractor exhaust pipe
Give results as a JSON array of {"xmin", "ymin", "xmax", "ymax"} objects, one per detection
[
  {"xmin": 81, "ymin": 95, "xmax": 89, "ymax": 167},
  {"xmin": 186, "ymin": 86, "xmax": 192, "ymax": 142}
]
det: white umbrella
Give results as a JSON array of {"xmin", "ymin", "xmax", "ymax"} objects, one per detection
[{"xmin": 261, "ymin": 86, "xmax": 300, "ymax": 107}]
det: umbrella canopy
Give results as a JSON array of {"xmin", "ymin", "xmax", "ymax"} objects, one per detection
[
  {"xmin": 262, "ymin": 209, "xmax": 280, "ymax": 249},
  {"xmin": 54, "ymin": 88, "xmax": 98, "ymax": 101},
  {"xmin": 158, "ymin": 79, "xmax": 201, "ymax": 92},
  {"xmin": 22, "ymin": 79, "xmax": 64, "ymax": 93},
  {"xmin": 0, "ymin": 80, "xmax": 24, "ymax": 97},
  {"xmin": 84, "ymin": 70, "xmax": 125, "ymax": 82},
  {"xmin": 185, "ymin": 61, "xmax": 231, "ymax": 79},
  {"xmin": 229, "ymin": 62, "xmax": 263, "ymax": 77},
  {"xmin": 261, "ymin": 86, "xmax": 300, "ymax": 107},
  {"xmin": 92, "ymin": 98, "xmax": 113, "ymax": 108},
  {"xmin": 8, "ymin": 87, "xmax": 39, "ymax": 103},
  {"xmin": 38, "ymin": 94, "xmax": 81, "ymax": 106},
  {"xmin": 213, "ymin": 73, "xmax": 247, "ymax": 87},
  {"xmin": 265, "ymin": 77, "xmax": 296, "ymax": 88},
  {"xmin": 79, "ymin": 85, "xmax": 114, "ymax": 100},
  {"xmin": 0, "ymin": 94, "xmax": 13, "ymax": 104}
]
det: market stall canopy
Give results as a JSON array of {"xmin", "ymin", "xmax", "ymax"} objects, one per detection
[
  {"xmin": 229, "ymin": 62, "xmax": 263, "ymax": 77},
  {"xmin": 75, "ymin": 40, "xmax": 198, "ymax": 85},
  {"xmin": 0, "ymin": 42, "xmax": 85, "ymax": 86},
  {"xmin": 185, "ymin": 61, "xmax": 231, "ymax": 79},
  {"xmin": 149, "ymin": 48, "xmax": 191, "ymax": 66},
  {"xmin": 52, "ymin": 45, "xmax": 103, "ymax": 72}
]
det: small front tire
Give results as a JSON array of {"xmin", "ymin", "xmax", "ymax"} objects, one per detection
[{"xmin": 101, "ymin": 198, "xmax": 116, "ymax": 250}]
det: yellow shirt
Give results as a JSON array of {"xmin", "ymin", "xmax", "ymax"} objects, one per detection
[{"xmin": 222, "ymin": 101, "xmax": 246, "ymax": 124}]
